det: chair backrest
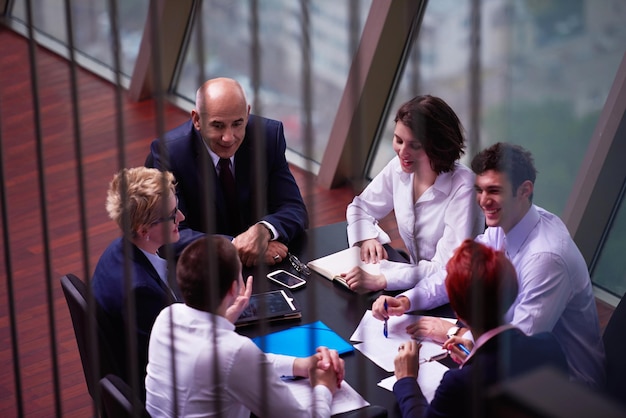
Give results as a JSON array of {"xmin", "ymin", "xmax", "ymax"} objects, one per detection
[
  {"xmin": 603, "ymin": 294, "xmax": 626, "ymax": 406},
  {"xmin": 100, "ymin": 374, "xmax": 151, "ymax": 418},
  {"xmin": 61, "ymin": 274, "xmax": 126, "ymax": 399}
]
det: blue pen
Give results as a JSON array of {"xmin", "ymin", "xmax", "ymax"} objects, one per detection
[
  {"xmin": 383, "ymin": 299, "xmax": 388, "ymax": 338},
  {"xmin": 456, "ymin": 343, "xmax": 471, "ymax": 356}
]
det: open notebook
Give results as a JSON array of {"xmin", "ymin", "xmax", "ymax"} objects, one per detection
[{"xmin": 307, "ymin": 246, "xmax": 380, "ymax": 291}]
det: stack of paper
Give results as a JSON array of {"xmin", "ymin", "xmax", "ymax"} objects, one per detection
[
  {"xmin": 377, "ymin": 361, "xmax": 449, "ymax": 403},
  {"xmin": 350, "ymin": 310, "xmax": 453, "ymax": 403},
  {"xmin": 350, "ymin": 310, "xmax": 450, "ymax": 372},
  {"xmin": 253, "ymin": 321, "xmax": 367, "ymax": 414},
  {"xmin": 282, "ymin": 378, "xmax": 370, "ymax": 415}
]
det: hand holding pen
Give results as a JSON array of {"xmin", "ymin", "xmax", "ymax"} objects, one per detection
[
  {"xmin": 456, "ymin": 343, "xmax": 471, "ymax": 355},
  {"xmin": 372, "ymin": 295, "xmax": 409, "ymax": 321},
  {"xmin": 418, "ymin": 346, "xmax": 470, "ymax": 364},
  {"xmin": 383, "ymin": 299, "xmax": 388, "ymax": 338},
  {"xmin": 444, "ymin": 336, "xmax": 473, "ymax": 364}
]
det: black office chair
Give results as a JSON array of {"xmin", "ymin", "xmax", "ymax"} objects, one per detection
[
  {"xmin": 603, "ymin": 294, "xmax": 626, "ymax": 406},
  {"xmin": 100, "ymin": 374, "xmax": 151, "ymax": 418},
  {"xmin": 60, "ymin": 274, "xmax": 127, "ymax": 400}
]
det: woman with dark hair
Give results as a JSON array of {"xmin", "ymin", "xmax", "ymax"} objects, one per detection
[
  {"xmin": 392, "ymin": 240, "xmax": 568, "ymax": 417},
  {"xmin": 345, "ymin": 95, "xmax": 484, "ymax": 297}
]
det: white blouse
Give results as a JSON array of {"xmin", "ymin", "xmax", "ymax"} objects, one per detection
[{"xmin": 347, "ymin": 158, "xmax": 484, "ymax": 291}]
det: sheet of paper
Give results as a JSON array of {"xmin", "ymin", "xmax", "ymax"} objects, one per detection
[
  {"xmin": 350, "ymin": 309, "xmax": 415, "ymax": 343},
  {"xmin": 377, "ymin": 360, "xmax": 449, "ymax": 403},
  {"xmin": 350, "ymin": 310, "xmax": 452, "ymax": 372},
  {"xmin": 350, "ymin": 310, "xmax": 455, "ymax": 343},
  {"xmin": 283, "ymin": 378, "xmax": 370, "ymax": 415},
  {"xmin": 352, "ymin": 339, "xmax": 446, "ymax": 373}
]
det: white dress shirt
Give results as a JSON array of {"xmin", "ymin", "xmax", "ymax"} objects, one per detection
[
  {"xmin": 145, "ymin": 304, "xmax": 332, "ymax": 418},
  {"xmin": 347, "ymin": 159, "xmax": 483, "ymax": 291},
  {"xmin": 472, "ymin": 205, "xmax": 605, "ymax": 388}
]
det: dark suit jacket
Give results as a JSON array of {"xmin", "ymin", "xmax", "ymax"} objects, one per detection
[
  {"xmin": 393, "ymin": 328, "xmax": 568, "ymax": 418},
  {"xmin": 92, "ymin": 237, "xmax": 178, "ymax": 390},
  {"xmin": 146, "ymin": 116, "xmax": 308, "ymax": 254}
]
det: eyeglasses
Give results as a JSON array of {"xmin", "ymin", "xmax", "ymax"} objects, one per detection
[
  {"xmin": 152, "ymin": 199, "xmax": 179, "ymax": 225},
  {"xmin": 288, "ymin": 253, "xmax": 310, "ymax": 276}
]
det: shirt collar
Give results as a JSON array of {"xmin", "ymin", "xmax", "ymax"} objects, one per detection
[
  {"xmin": 392, "ymin": 158, "xmax": 456, "ymax": 197},
  {"xmin": 139, "ymin": 248, "xmax": 168, "ymax": 283},
  {"xmin": 460, "ymin": 323, "xmax": 518, "ymax": 367},
  {"xmin": 431, "ymin": 167, "xmax": 454, "ymax": 196},
  {"xmin": 504, "ymin": 205, "xmax": 540, "ymax": 258},
  {"xmin": 179, "ymin": 304, "xmax": 236, "ymax": 332},
  {"xmin": 204, "ymin": 142, "xmax": 234, "ymax": 171}
]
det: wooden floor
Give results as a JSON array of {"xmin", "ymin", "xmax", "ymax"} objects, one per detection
[{"xmin": 0, "ymin": 26, "xmax": 615, "ymax": 417}]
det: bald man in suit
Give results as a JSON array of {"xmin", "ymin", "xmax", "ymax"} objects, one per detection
[{"xmin": 146, "ymin": 77, "xmax": 308, "ymax": 267}]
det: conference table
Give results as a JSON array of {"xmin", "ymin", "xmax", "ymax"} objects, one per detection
[{"xmin": 238, "ymin": 221, "xmax": 456, "ymax": 417}]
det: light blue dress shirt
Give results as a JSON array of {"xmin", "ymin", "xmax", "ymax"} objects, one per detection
[{"xmin": 475, "ymin": 205, "xmax": 605, "ymax": 388}]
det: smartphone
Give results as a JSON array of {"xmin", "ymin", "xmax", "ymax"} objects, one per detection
[{"xmin": 267, "ymin": 269, "xmax": 306, "ymax": 289}]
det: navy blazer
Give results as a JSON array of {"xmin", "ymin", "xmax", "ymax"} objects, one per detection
[
  {"xmin": 393, "ymin": 328, "xmax": 569, "ymax": 418},
  {"xmin": 146, "ymin": 116, "xmax": 308, "ymax": 254},
  {"xmin": 92, "ymin": 238, "xmax": 178, "ymax": 386}
]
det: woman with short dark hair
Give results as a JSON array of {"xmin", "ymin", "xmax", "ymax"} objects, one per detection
[{"xmin": 345, "ymin": 95, "xmax": 484, "ymax": 301}]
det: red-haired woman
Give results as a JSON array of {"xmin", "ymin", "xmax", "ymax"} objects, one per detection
[{"xmin": 392, "ymin": 239, "xmax": 568, "ymax": 417}]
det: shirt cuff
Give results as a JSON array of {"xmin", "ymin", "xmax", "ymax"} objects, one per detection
[
  {"xmin": 258, "ymin": 221, "xmax": 278, "ymax": 241},
  {"xmin": 347, "ymin": 220, "xmax": 391, "ymax": 246},
  {"xmin": 312, "ymin": 385, "xmax": 333, "ymax": 416}
]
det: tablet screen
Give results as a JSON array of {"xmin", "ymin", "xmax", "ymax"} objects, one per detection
[{"xmin": 236, "ymin": 290, "xmax": 301, "ymax": 325}]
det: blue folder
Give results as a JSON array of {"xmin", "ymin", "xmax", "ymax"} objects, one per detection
[{"xmin": 252, "ymin": 320, "xmax": 354, "ymax": 357}]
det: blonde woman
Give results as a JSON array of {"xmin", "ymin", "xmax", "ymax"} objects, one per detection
[{"xmin": 92, "ymin": 167, "xmax": 184, "ymax": 391}]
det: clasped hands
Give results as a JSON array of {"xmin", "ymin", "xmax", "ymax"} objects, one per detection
[
  {"xmin": 294, "ymin": 346, "xmax": 345, "ymax": 394},
  {"xmin": 232, "ymin": 223, "xmax": 288, "ymax": 267},
  {"xmin": 223, "ymin": 270, "xmax": 344, "ymax": 393}
]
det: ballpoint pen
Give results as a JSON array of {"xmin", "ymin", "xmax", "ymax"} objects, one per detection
[
  {"xmin": 383, "ymin": 299, "xmax": 388, "ymax": 338},
  {"xmin": 456, "ymin": 343, "xmax": 471, "ymax": 356}
]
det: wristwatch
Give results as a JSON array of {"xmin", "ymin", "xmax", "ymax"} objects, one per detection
[{"xmin": 446, "ymin": 325, "xmax": 460, "ymax": 339}]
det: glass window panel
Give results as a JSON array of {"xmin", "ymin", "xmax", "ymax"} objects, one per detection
[
  {"xmin": 11, "ymin": 0, "xmax": 148, "ymax": 76},
  {"xmin": 175, "ymin": 0, "xmax": 371, "ymax": 163},
  {"xmin": 369, "ymin": 0, "xmax": 626, "ymax": 218},
  {"xmin": 12, "ymin": 0, "xmax": 68, "ymax": 41},
  {"xmin": 591, "ymin": 184, "xmax": 626, "ymax": 299}
]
